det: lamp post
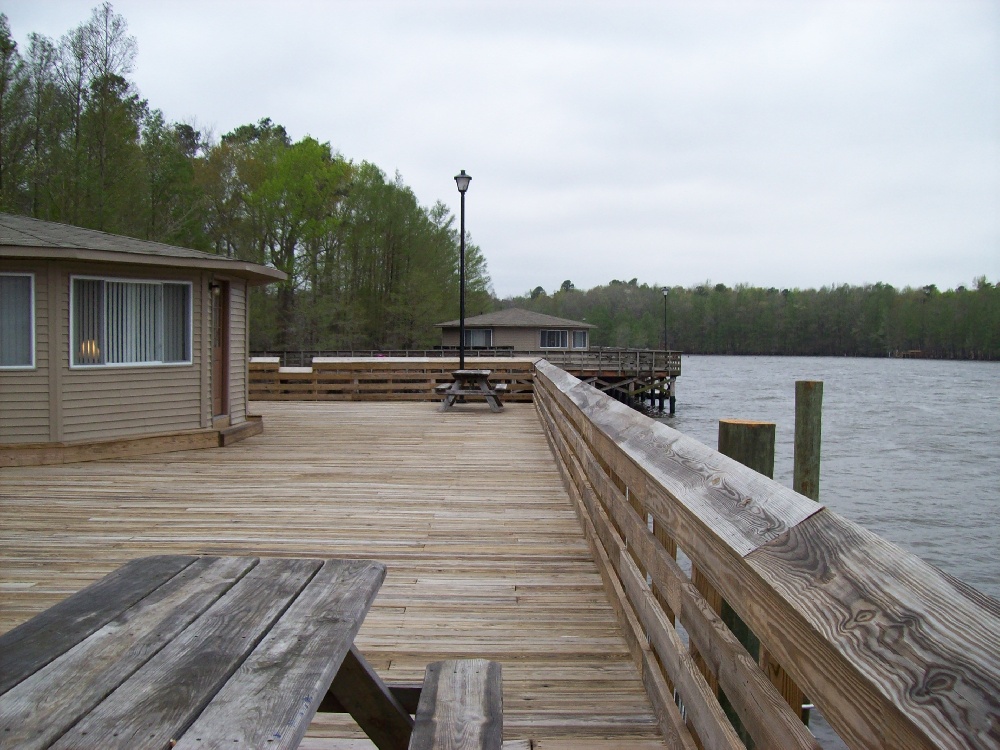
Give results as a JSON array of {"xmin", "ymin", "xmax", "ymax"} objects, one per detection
[
  {"xmin": 662, "ymin": 286, "xmax": 669, "ymax": 350},
  {"xmin": 454, "ymin": 170, "xmax": 471, "ymax": 370}
]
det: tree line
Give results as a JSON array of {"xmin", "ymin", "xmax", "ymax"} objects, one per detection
[
  {"xmin": 507, "ymin": 278, "xmax": 999, "ymax": 360},
  {"xmin": 0, "ymin": 5, "xmax": 491, "ymax": 350}
]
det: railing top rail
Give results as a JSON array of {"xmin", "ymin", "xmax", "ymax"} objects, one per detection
[{"xmin": 533, "ymin": 358, "xmax": 1000, "ymax": 750}]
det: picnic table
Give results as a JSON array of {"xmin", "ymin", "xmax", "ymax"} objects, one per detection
[
  {"xmin": 437, "ymin": 369, "xmax": 507, "ymax": 412},
  {"xmin": 0, "ymin": 554, "xmax": 503, "ymax": 750}
]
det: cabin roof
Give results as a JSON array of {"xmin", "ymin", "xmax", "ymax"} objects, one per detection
[
  {"xmin": 0, "ymin": 213, "xmax": 286, "ymax": 285},
  {"xmin": 435, "ymin": 307, "xmax": 596, "ymax": 329}
]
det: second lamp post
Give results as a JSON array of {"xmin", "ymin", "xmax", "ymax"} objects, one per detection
[
  {"xmin": 455, "ymin": 170, "xmax": 471, "ymax": 370},
  {"xmin": 662, "ymin": 286, "xmax": 669, "ymax": 350}
]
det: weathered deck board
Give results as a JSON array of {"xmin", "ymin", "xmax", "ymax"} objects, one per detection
[{"xmin": 0, "ymin": 401, "xmax": 667, "ymax": 749}]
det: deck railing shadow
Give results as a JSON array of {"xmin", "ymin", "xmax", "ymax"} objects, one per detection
[{"xmin": 533, "ymin": 359, "xmax": 1000, "ymax": 750}]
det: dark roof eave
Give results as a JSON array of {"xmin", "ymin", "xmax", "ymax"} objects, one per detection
[{"xmin": 0, "ymin": 246, "xmax": 287, "ymax": 285}]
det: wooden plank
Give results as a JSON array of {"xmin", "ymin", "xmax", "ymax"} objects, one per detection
[
  {"xmin": 176, "ymin": 560, "xmax": 386, "ymax": 749},
  {"xmin": 408, "ymin": 660, "xmax": 503, "ymax": 750},
  {"xmin": 619, "ymin": 550, "xmax": 741, "ymax": 750},
  {"xmin": 535, "ymin": 394, "xmax": 697, "ymax": 749},
  {"xmin": 325, "ymin": 645, "xmax": 414, "ymax": 750},
  {"xmin": 50, "ymin": 557, "xmax": 322, "ymax": 750},
  {"xmin": 535, "ymin": 361, "xmax": 822, "ymax": 558},
  {"xmin": 535, "ymin": 367, "xmax": 824, "ymax": 749},
  {"xmin": 1, "ymin": 402, "xmax": 669, "ymax": 750},
  {"xmin": 0, "ymin": 556, "xmax": 255, "ymax": 750},
  {"xmin": 0, "ymin": 554, "xmax": 196, "ymax": 693},
  {"xmin": 615, "ymin": 503, "xmax": 818, "ymax": 748},
  {"xmin": 745, "ymin": 509, "xmax": 1000, "ymax": 750}
]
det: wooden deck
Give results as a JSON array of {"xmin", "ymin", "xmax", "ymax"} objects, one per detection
[{"xmin": 0, "ymin": 401, "xmax": 668, "ymax": 750}]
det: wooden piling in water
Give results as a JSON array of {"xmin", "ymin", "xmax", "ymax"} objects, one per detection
[
  {"xmin": 717, "ymin": 419, "xmax": 808, "ymax": 726},
  {"xmin": 717, "ymin": 419, "xmax": 775, "ymax": 478},
  {"xmin": 793, "ymin": 380, "xmax": 823, "ymax": 502}
]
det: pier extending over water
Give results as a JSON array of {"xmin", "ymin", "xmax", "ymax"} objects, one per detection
[
  {"xmin": 250, "ymin": 348, "xmax": 681, "ymax": 413},
  {"xmin": 3, "ymin": 357, "xmax": 998, "ymax": 749},
  {"xmin": 0, "ymin": 400, "xmax": 665, "ymax": 749}
]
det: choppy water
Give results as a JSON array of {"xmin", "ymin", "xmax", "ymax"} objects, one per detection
[
  {"xmin": 657, "ymin": 356, "xmax": 998, "ymax": 748},
  {"xmin": 660, "ymin": 355, "xmax": 1000, "ymax": 600}
]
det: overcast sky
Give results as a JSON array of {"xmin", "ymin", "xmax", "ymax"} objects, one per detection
[{"xmin": 6, "ymin": 0, "xmax": 999, "ymax": 297}]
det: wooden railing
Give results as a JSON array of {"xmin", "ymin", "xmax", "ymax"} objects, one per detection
[
  {"xmin": 532, "ymin": 359, "xmax": 1000, "ymax": 750},
  {"xmin": 249, "ymin": 357, "xmax": 535, "ymax": 403},
  {"xmin": 251, "ymin": 348, "xmax": 682, "ymax": 376}
]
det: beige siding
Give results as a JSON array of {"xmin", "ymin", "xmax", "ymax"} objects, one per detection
[
  {"xmin": 441, "ymin": 326, "xmax": 590, "ymax": 351},
  {"xmin": 57, "ymin": 262, "xmax": 205, "ymax": 442},
  {"xmin": 2, "ymin": 258, "xmax": 261, "ymax": 445},
  {"xmin": 0, "ymin": 263, "xmax": 50, "ymax": 443},
  {"xmin": 228, "ymin": 278, "xmax": 248, "ymax": 424}
]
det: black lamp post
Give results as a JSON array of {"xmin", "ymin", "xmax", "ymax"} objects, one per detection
[
  {"xmin": 662, "ymin": 286, "xmax": 669, "ymax": 350},
  {"xmin": 454, "ymin": 170, "xmax": 471, "ymax": 370}
]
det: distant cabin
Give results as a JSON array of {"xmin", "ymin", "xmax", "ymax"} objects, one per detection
[
  {"xmin": 0, "ymin": 213, "xmax": 285, "ymax": 466},
  {"xmin": 435, "ymin": 308, "xmax": 595, "ymax": 351}
]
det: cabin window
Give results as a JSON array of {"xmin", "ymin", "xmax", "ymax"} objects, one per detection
[
  {"xmin": 70, "ymin": 277, "xmax": 192, "ymax": 367},
  {"xmin": 539, "ymin": 329, "xmax": 568, "ymax": 348},
  {"xmin": 464, "ymin": 328, "xmax": 493, "ymax": 347},
  {"xmin": 572, "ymin": 330, "xmax": 588, "ymax": 349},
  {"xmin": 0, "ymin": 273, "xmax": 34, "ymax": 369}
]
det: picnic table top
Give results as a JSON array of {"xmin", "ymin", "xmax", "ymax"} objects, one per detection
[
  {"xmin": 0, "ymin": 554, "xmax": 386, "ymax": 750},
  {"xmin": 452, "ymin": 369, "xmax": 493, "ymax": 378}
]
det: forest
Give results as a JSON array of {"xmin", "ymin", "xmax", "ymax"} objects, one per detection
[
  {"xmin": 1, "ymin": 5, "xmax": 995, "ymax": 360},
  {"xmin": 0, "ymin": 5, "xmax": 492, "ymax": 351},
  {"xmin": 506, "ymin": 278, "xmax": 999, "ymax": 359}
]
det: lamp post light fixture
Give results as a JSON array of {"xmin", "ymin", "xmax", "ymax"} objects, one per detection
[
  {"xmin": 454, "ymin": 170, "xmax": 471, "ymax": 370},
  {"xmin": 662, "ymin": 286, "xmax": 669, "ymax": 351}
]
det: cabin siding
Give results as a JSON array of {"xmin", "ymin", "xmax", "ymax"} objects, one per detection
[
  {"xmin": 441, "ymin": 326, "xmax": 590, "ymax": 351},
  {"xmin": 12, "ymin": 261, "xmax": 206, "ymax": 443},
  {"xmin": 61, "ymin": 363, "xmax": 203, "ymax": 442},
  {"xmin": 228, "ymin": 278, "xmax": 248, "ymax": 424},
  {"xmin": 58, "ymin": 262, "xmax": 205, "ymax": 442},
  {"xmin": 0, "ymin": 262, "xmax": 50, "ymax": 442}
]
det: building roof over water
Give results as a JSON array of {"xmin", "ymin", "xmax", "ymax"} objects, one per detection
[
  {"xmin": 435, "ymin": 307, "xmax": 596, "ymax": 329},
  {"xmin": 0, "ymin": 212, "xmax": 286, "ymax": 285}
]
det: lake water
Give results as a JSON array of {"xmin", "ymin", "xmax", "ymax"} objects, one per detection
[
  {"xmin": 660, "ymin": 355, "xmax": 1000, "ymax": 600},
  {"xmin": 657, "ymin": 356, "xmax": 999, "ymax": 748}
]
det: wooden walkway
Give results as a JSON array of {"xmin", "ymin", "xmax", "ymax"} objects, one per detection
[{"xmin": 0, "ymin": 402, "xmax": 668, "ymax": 750}]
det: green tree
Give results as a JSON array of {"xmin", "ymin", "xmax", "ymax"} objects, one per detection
[{"xmin": 0, "ymin": 14, "xmax": 30, "ymax": 211}]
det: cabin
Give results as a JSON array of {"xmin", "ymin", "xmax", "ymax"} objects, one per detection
[
  {"xmin": 435, "ymin": 307, "xmax": 595, "ymax": 351},
  {"xmin": 0, "ymin": 213, "xmax": 285, "ymax": 466}
]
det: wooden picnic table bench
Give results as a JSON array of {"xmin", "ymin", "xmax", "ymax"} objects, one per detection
[
  {"xmin": 0, "ymin": 555, "xmax": 503, "ymax": 750},
  {"xmin": 438, "ymin": 370, "xmax": 505, "ymax": 412}
]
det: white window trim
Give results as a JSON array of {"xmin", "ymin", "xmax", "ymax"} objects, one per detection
[
  {"xmin": 571, "ymin": 330, "xmax": 588, "ymax": 349},
  {"xmin": 69, "ymin": 275, "xmax": 194, "ymax": 369},
  {"xmin": 0, "ymin": 272, "xmax": 35, "ymax": 370},
  {"xmin": 539, "ymin": 329, "xmax": 569, "ymax": 349}
]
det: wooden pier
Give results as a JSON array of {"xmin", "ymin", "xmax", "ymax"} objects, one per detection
[
  {"xmin": 3, "ymin": 357, "xmax": 999, "ymax": 749},
  {"xmin": 0, "ymin": 401, "xmax": 666, "ymax": 749},
  {"xmin": 250, "ymin": 349, "xmax": 680, "ymax": 413}
]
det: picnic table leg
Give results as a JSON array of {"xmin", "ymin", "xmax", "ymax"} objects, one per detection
[
  {"xmin": 326, "ymin": 645, "xmax": 413, "ymax": 750},
  {"xmin": 478, "ymin": 379, "xmax": 503, "ymax": 413}
]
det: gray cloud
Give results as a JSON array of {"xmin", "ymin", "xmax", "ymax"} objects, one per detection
[{"xmin": 7, "ymin": 0, "xmax": 998, "ymax": 296}]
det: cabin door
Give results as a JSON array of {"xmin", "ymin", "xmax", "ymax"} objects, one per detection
[{"xmin": 211, "ymin": 282, "xmax": 230, "ymax": 418}]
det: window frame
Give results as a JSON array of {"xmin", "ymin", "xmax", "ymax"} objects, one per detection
[
  {"xmin": 464, "ymin": 328, "xmax": 494, "ymax": 348},
  {"xmin": 539, "ymin": 329, "xmax": 569, "ymax": 349},
  {"xmin": 0, "ymin": 272, "xmax": 36, "ymax": 370},
  {"xmin": 69, "ymin": 275, "xmax": 194, "ymax": 369},
  {"xmin": 572, "ymin": 330, "xmax": 588, "ymax": 349}
]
